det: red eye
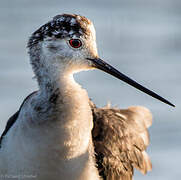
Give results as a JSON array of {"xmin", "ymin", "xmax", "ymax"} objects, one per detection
[{"xmin": 69, "ymin": 39, "xmax": 82, "ymax": 48}]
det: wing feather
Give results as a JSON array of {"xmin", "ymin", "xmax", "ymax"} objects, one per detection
[{"xmin": 91, "ymin": 102, "xmax": 152, "ymax": 180}]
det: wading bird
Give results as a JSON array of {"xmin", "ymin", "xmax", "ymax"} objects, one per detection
[{"xmin": 0, "ymin": 14, "xmax": 174, "ymax": 180}]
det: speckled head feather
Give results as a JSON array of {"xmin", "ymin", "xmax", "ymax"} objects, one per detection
[{"xmin": 28, "ymin": 14, "xmax": 92, "ymax": 48}]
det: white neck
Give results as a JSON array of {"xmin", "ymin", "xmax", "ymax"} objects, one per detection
[
  {"xmin": 31, "ymin": 55, "xmax": 94, "ymax": 158},
  {"xmin": 14, "ymin": 46, "xmax": 100, "ymax": 179},
  {"xmin": 34, "ymin": 61, "xmax": 99, "ymax": 179}
]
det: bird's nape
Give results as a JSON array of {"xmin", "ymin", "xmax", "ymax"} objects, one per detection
[{"xmin": 87, "ymin": 58, "xmax": 175, "ymax": 107}]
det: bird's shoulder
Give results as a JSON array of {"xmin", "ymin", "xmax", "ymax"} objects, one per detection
[
  {"xmin": 90, "ymin": 101, "xmax": 152, "ymax": 180},
  {"xmin": 0, "ymin": 91, "xmax": 37, "ymax": 147}
]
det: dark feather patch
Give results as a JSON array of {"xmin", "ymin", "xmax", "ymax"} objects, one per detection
[
  {"xmin": 27, "ymin": 14, "xmax": 91, "ymax": 48},
  {"xmin": 90, "ymin": 102, "xmax": 152, "ymax": 180}
]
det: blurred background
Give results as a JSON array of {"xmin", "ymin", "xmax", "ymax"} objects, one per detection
[{"xmin": 0, "ymin": 0, "xmax": 180, "ymax": 179}]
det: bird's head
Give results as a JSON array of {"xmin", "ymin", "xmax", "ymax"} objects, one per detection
[
  {"xmin": 28, "ymin": 14, "xmax": 98, "ymax": 74},
  {"xmin": 27, "ymin": 13, "xmax": 174, "ymax": 107}
]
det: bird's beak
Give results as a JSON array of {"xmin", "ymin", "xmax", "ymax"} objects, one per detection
[{"xmin": 87, "ymin": 58, "xmax": 175, "ymax": 107}]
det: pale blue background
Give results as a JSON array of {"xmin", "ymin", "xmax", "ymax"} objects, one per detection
[{"xmin": 0, "ymin": 0, "xmax": 180, "ymax": 179}]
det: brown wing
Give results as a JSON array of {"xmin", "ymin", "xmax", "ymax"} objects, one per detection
[{"xmin": 91, "ymin": 102, "xmax": 152, "ymax": 180}]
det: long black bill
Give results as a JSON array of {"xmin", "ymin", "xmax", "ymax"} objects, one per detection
[{"xmin": 87, "ymin": 58, "xmax": 175, "ymax": 107}]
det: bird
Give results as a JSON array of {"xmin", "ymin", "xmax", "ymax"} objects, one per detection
[{"xmin": 0, "ymin": 14, "xmax": 174, "ymax": 180}]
